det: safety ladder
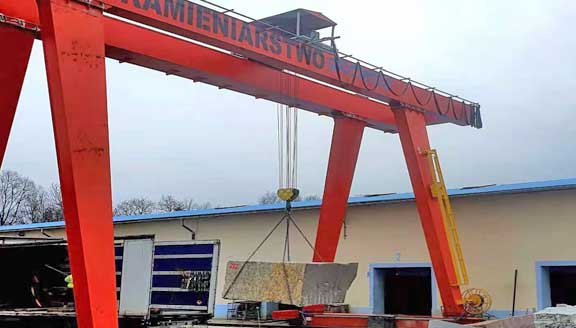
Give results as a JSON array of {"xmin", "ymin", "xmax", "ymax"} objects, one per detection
[{"xmin": 425, "ymin": 149, "xmax": 469, "ymax": 286}]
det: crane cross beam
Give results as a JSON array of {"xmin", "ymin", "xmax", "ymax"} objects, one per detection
[{"xmin": 97, "ymin": 0, "xmax": 481, "ymax": 128}]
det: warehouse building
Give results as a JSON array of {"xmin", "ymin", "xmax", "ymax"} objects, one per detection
[{"xmin": 0, "ymin": 178, "xmax": 574, "ymax": 318}]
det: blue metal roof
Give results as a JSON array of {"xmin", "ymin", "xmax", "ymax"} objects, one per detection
[{"xmin": 1, "ymin": 178, "xmax": 575, "ymax": 232}]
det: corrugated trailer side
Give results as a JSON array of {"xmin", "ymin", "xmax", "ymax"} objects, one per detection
[{"xmin": 148, "ymin": 240, "xmax": 220, "ymax": 321}]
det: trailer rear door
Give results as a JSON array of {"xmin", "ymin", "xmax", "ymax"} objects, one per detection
[
  {"xmin": 150, "ymin": 240, "xmax": 220, "ymax": 316},
  {"xmin": 119, "ymin": 238, "xmax": 154, "ymax": 317}
]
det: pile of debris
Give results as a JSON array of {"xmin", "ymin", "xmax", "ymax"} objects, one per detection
[{"xmin": 534, "ymin": 305, "xmax": 576, "ymax": 328}]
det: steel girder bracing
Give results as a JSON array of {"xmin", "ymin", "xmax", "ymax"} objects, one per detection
[
  {"xmin": 36, "ymin": 0, "xmax": 119, "ymax": 326},
  {"xmin": 0, "ymin": 26, "xmax": 33, "ymax": 166},
  {"xmin": 313, "ymin": 117, "xmax": 365, "ymax": 262}
]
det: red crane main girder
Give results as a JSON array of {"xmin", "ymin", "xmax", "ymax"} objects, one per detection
[
  {"xmin": 103, "ymin": 18, "xmax": 397, "ymax": 131},
  {"xmin": 100, "ymin": 0, "xmax": 481, "ymax": 128},
  {"xmin": 0, "ymin": 0, "xmax": 400, "ymax": 131},
  {"xmin": 1, "ymin": 0, "xmax": 481, "ymax": 128}
]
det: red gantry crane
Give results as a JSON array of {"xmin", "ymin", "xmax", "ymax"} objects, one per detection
[{"xmin": 0, "ymin": 1, "xmax": 483, "ymax": 327}]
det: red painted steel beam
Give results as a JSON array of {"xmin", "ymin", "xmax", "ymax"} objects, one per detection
[
  {"xmin": 313, "ymin": 117, "xmax": 365, "ymax": 262},
  {"xmin": 393, "ymin": 108, "xmax": 464, "ymax": 316},
  {"xmin": 0, "ymin": 0, "xmax": 39, "ymax": 23},
  {"xmin": 102, "ymin": 18, "xmax": 396, "ymax": 130},
  {"xmin": 1, "ymin": 0, "xmax": 479, "ymax": 127},
  {"xmin": 0, "ymin": 0, "xmax": 397, "ymax": 130},
  {"xmin": 309, "ymin": 314, "xmax": 431, "ymax": 328},
  {"xmin": 272, "ymin": 310, "xmax": 300, "ymax": 321},
  {"xmin": 36, "ymin": 0, "xmax": 118, "ymax": 326},
  {"xmin": 99, "ymin": 0, "xmax": 481, "ymax": 128},
  {"xmin": 0, "ymin": 26, "xmax": 33, "ymax": 167}
]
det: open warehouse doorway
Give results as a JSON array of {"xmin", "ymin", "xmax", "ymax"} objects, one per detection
[
  {"xmin": 370, "ymin": 263, "xmax": 438, "ymax": 315},
  {"xmin": 537, "ymin": 262, "xmax": 576, "ymax": 309}
]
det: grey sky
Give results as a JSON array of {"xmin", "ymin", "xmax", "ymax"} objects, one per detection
[{"xmin": 3, "ymin": 0, "xmax": 575, "ymax": 206}]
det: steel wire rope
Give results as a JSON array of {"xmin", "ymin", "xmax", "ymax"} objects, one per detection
[{"xmin": 221, "ymin": 215, "xmax": 287, "ymax": 299}]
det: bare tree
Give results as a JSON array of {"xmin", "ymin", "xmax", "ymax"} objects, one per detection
[
  {"xmin": 22, "ymin": 185, "xmax": 48, "ymax": 223},
  {"xmin": 48, "ymin": 184, "xmax": 63, "ymax": 212},
  {"xmin": 302, "ymin": 195, "xmax": 321, "ymax": 201},
  {"xmin": 258, "ymin": 191, "xmax": 280, "ymax": 205},
  {"xmin": 193, "ymin": 201, "xmax": 212, "ymax": 210},
  {"xmin": 181, "ymin": 198, "xmax": 212, "ymax": 210},
  {"xmin": 114, "ymin": 197, "xmax": 156, "ymax": 216},
  {"xmin": 1, "ymin": 169, "xmax": 215, "ymax": 221},
  {"xmin": 158, "ymin": 195, "xmax": 212, "ymax": 212},
  {"xmin": 158, "ymin": 195, "xmax": 185, "ymax": 212},
  {"xmin": 35, "ymin": 183, "xmax": 64, "ymax": 222},
  {"xmin": 180, "ymin": 198, "xmax": 196, "ymax": 211},
  {"xmin": 0, "ymin": 170, "xmax": 36, "ymax": 225}
]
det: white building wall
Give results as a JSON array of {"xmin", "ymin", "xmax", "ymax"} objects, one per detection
[{"xmin": 2, "ymin": 189, "xmax": 575, "ymax": 317}]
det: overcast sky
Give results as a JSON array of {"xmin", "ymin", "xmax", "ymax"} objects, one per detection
[{"xmin": 3, "ymin": 0, "xmax": 575, "ymax": 206}]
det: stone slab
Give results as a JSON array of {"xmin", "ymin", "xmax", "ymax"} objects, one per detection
[{"xmin": 222, "ymin": 261, "xmax": 358, "ymax": 306}]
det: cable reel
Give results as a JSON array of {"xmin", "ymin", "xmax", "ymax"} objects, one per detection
[{"xmin": 462, "ymin": 288, "xmax": 492, "ymax": 316}]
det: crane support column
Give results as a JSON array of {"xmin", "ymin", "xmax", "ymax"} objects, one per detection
[
  {"xmin": 0, "ymin": 26, "xmax": 33, "ymax": 167},
  {"xmin": 36, "ymin": 0, "xmax": 118, "ymax": 327},
  {"xmin": 393, "ymin": 107, "xmax": 464, "ymax": 316},
  {"xmin": 313, "ymin": 117, "xmax": 365, "ymax": 262}
]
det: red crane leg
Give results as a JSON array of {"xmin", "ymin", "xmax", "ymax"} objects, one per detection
[
  {"xmin": 313, "ymin": 117, "xmax": 365, "ymax": 262},
  {"xmin": 0, "ymin": 26, "xmax": 33, "ymax": 167},
  {"xmin": 393, "ymin": 108, "xmax": 464, "ymax": 316},
  {"xmin": 36, "ymin": 0, "xmax": 118, "ymax": 327}
]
